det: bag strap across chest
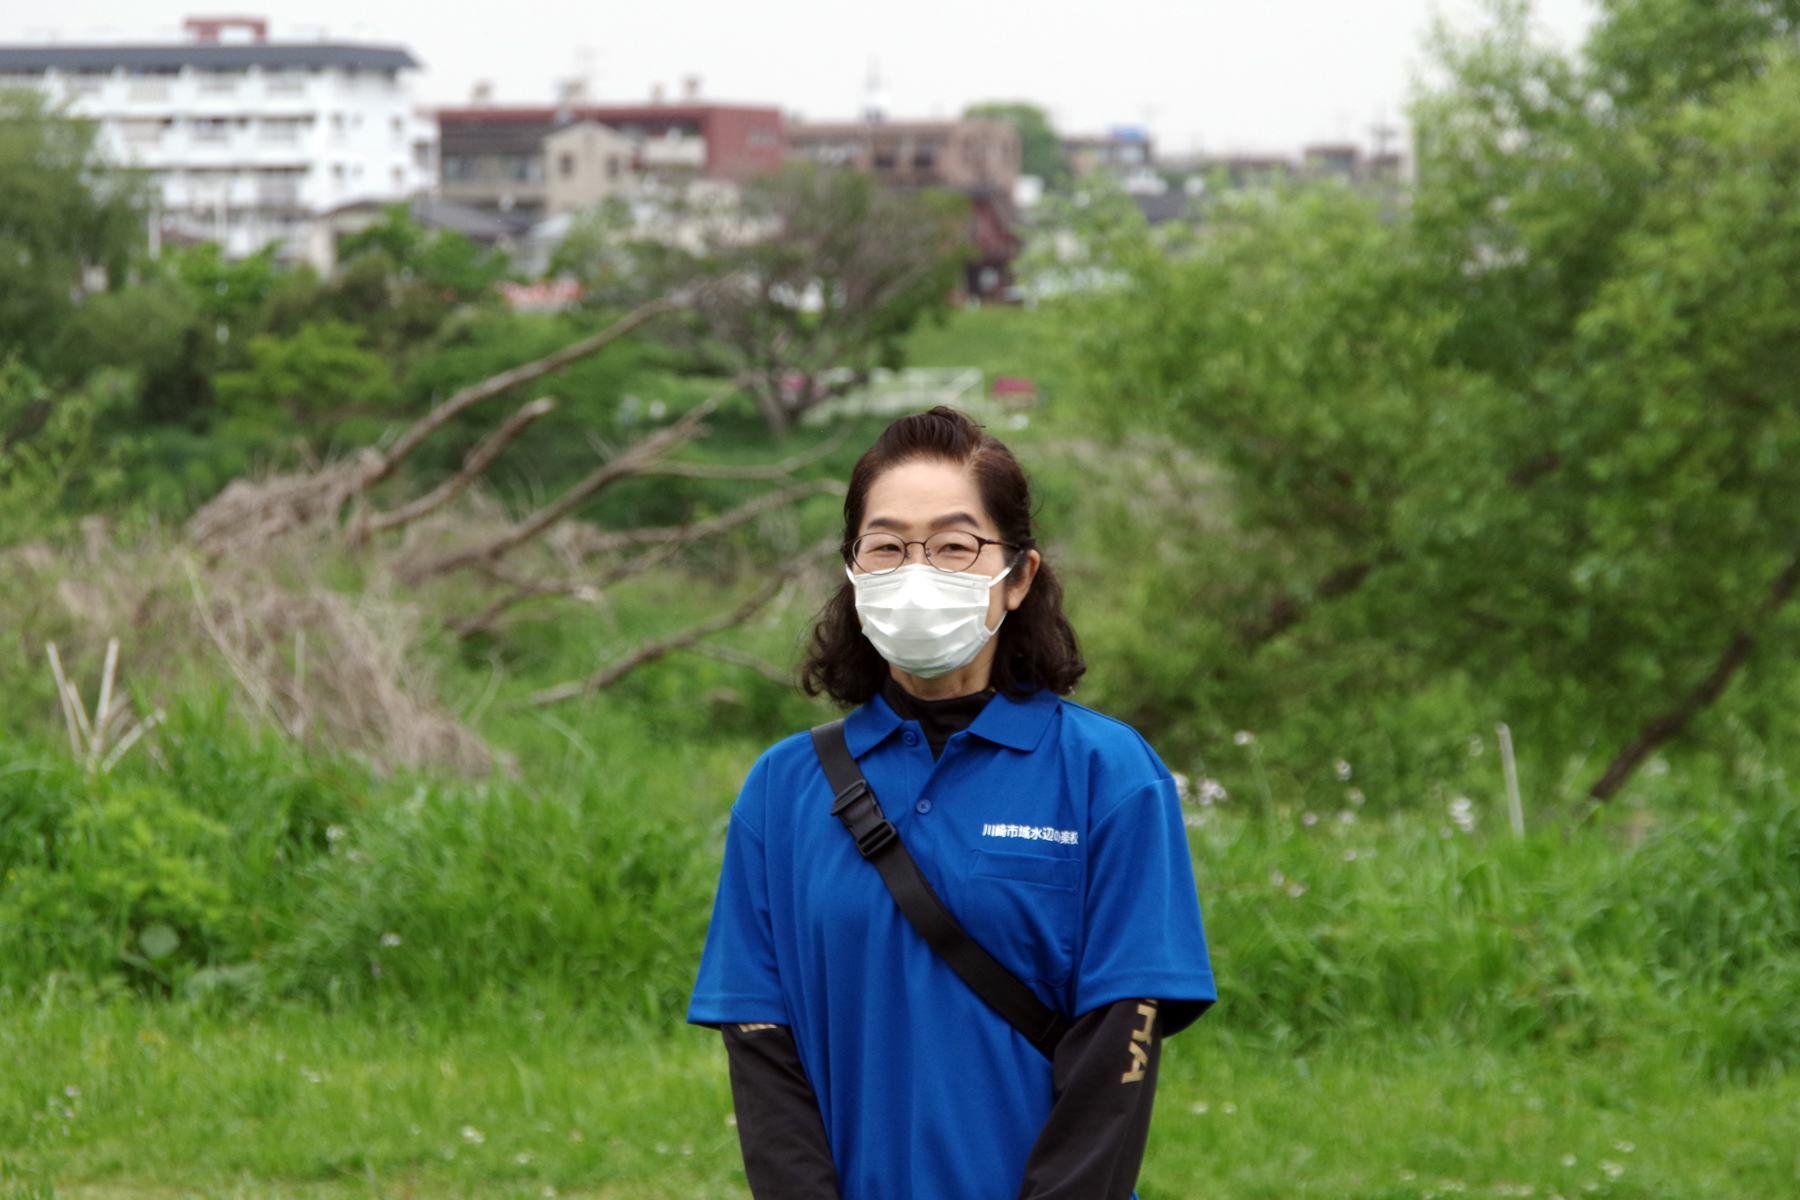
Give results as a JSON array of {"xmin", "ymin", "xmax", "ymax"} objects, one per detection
[{"xmin": 810, "ymin": 718, "xmax": 1070, "ymax": 1059}]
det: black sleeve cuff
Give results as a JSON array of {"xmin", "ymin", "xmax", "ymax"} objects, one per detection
[
  {"xmin": 1015, "ymin": 998, "xmax": 1164, "ymax": 1200},
  {"xmin": 722, "ymin": 1024, "xmax": 841, "ymax": 1200}
]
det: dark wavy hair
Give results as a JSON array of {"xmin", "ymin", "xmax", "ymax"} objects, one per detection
[{"xmin": 799, "ymin": 406, "xmax": 1085, "ymax": 706}]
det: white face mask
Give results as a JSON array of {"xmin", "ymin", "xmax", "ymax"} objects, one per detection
[{"xmin": 848, "ymin": 561, "xmax": 1013, "ymax": 680}]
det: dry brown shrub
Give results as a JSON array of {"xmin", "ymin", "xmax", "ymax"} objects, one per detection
[
  {"xmin": 183, "ymin": 451, "xmax": 382, "ymax": 557},
  {"xmin": 6, "ymin": 521, "xmax": 489, "ymax": 775}
]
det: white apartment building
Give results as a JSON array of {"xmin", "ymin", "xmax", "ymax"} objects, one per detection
[{"xmin": 0, "ymin": 18, "xmax": 436, "ymax": 261}]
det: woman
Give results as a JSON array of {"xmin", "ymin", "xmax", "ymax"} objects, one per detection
[{"xmin": 689, "ymin": 407, "xmax": 1214, "ymax": 1199}]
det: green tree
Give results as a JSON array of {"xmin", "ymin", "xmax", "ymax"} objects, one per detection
[
  {"xmin": 213, "ymin": 320, "xmax": 397, "ymax": 442},
  {"xmin": 1057, "ymin": 0, "xmax": 1800, "ymax": 802},
  {"xmin": 0, "ymin": 90, "xmax": 147, "ymax": 372},
  {"xmin": 964, "ymin": 101, "xmax": 1067, "ymax": 186},
  {"xmin": 567, "ymin": 163, "xmax": 968, "ymax": 436}
]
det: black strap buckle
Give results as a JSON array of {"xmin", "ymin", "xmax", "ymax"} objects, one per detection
[{"xmin": 831, "ymin": 779, "xmax": 898, "ymax": 859}]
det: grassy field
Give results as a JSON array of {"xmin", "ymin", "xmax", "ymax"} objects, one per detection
[
  {"xmin": 4, "ymin": 756, "xmax": 1797, "ymax": 1199},
  {"xmin": 4, "ymin": 1000, "xmax": 1796, "ymax": 1200}
]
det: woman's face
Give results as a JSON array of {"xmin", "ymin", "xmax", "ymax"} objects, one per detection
[{"xmin": 856, "ymin": 458, "xmax": 1040, "ymax": 633}]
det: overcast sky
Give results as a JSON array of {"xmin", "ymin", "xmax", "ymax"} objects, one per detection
[{"xmin": 5, "ymin": 0, "xmax": 1598, "ymax": 154}]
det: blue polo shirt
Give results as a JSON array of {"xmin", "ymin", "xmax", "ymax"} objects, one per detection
[{"xmin": 688, "ymin": 687, "xmax": 1215, "ymax": 1200}]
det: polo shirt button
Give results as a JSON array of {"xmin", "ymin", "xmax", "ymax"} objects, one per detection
[
  {"xmin": 903, "ymin": 730, "xmax": 919, "ymax": 747},
  {"xmin": 915, "ymin": 799, "xmax": 932, "ymax": 814}
]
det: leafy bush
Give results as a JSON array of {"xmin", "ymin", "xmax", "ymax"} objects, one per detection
[
  {"xmin": 1193, "ymin": 787, "xmax": 1800, "ymax": 1077},
  {"xmin": 0, "ymin": 695, "xmax": 720, "ymax": 1025},
  {"xmin": 4, "ymin": 676, "xmax": 1796, "ymax": 1075},
  {"xmin": 271, "ymin": 776, "xmax": 715, "ymax": 1021},
  {"xmin": 0, "ymin": 703, "xmax": 358, "ymax": 992}
]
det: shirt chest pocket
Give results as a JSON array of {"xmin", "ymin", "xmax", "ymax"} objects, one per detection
[{"xmin": 958, "ymin": 847, "xmax": 1082, "ymax": 987}]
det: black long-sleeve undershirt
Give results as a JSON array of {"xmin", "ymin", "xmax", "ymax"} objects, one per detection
[
  {"xmin": 723, "ymin": 1023, "xmax": 841, "ymax": 1198},
  {"xmin": 720, "ymin": 997, "xmax": 1164, "ymax": 1200},
  {"xmin": 1015, "ymin": 997, "xmax": 1164, "ymax": 1199}
]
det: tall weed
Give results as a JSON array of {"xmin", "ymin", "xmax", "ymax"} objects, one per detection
[{"xmin": 1191, "ymin": 790, "xmax": 1800, "ymax": 1076}]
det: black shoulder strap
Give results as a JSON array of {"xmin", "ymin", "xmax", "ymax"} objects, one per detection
[{"xmin": 810, "ymin": 718, "xmax": 1071, "ymax": 1059}]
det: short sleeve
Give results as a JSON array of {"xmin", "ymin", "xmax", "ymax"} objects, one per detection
[
  {"xmin": 687, "ymin": 769, "xmax": 790, "ymax": 1027},
  {"xmin": 1073, "ymin": 776, "xmax": 1216, "ymax": 1035}
]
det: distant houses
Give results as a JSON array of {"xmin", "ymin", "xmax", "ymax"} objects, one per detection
[{"xmin": 0, "ymin": 16, "xmax": 1408, "ymax": 280}]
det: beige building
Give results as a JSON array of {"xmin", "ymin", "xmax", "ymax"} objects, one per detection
[
  {"xmin": 785, "ymin": 118, "xmax": 1020, "ymax": 196},
  {"xmin": 544, "ymin": 121, "xmax": 635, "ymax": 213},
  {"xmin": 439, "ymin": 117, "xmax": 634, "ymax": 218}
]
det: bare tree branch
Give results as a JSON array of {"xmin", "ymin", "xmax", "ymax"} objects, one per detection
[
  {"xmin": 413, "ymin": 385, "xmax": 731, "ymax": 579},
  {"xmin": 355, "ymin": 396, "xmax": 558, "ymax": 540},
  {"xmin": 453, "ymin": 543, "xmax": 684, "ymax": 634},
  {"xmin": 185, "ymin": 295, "xmax": 698, "ymax": 554},
  {"xmin": 633, "ymin": 429, "xmax": 851, "ymax": 481},
  {"xmin": 568, "ymin": 478, "xmax": 844, "ymax": 555},
  {"xmin": 367, "ymin": 295, "xmax": 688, "ymax": 486},
  {"xmin": 1589, "ymin": 549, "xmax": 1800, "ymax": 801},
  {"xmin": 452, "ymin": 478, "xmax": 840, "ymax": 632},
  {"xmin": 682, "ymin": 641, "xmax": 797, "ymax": 687},
  {"xmin": 527, "ymin": 536, "xmax": 837, "ymax": 706}
]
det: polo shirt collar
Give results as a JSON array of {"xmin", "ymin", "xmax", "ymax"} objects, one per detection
[
  {"xmin": 842, "ymin": 685, "xmax": 1060, "ymax": 757},
  {"xmin": 843, "ymin": 691, "xmax": 903, "ymax": 757},
  {"xmin": 967, "ymin": 686, "xmax": 1060, "ymax": 751}
]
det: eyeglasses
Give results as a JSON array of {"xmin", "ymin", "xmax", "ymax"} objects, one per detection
[{"xmin": 848, "ymin": 530, "xmax": 1020, "ymax": 575}]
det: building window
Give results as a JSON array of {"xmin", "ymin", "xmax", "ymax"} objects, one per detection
[
  {"xmin": 257, "ymin": 168, "xmax": 304, "ymax": 206},
  {"xmin": 442, "ymin": 155, "xmax": 475, "ymax": 180},
  {"xmin": 260, "ymin": 117, "xmax": 310, "ymax": 143},
  {"xmin": 913, "ymin": 143, "xmax": 940, "ymax": 170},
  {"xmin": 559, "ymin": 152, "xmax": 575, "ymax": 178},
  {"xmin": 746, "ymin": 127, "xmax": 776, "ymax": 148},
  {"xmin": 192, "ymin": 118, "xmax": 232, "ymax": 143},
  {"xmin": 500, "ymin": 153, "xmax": 543, "ymax": 182},
  {"xmin": 606, "ymin": 156, "xmax": 621, "ymax": 179},
  {"xmin": 119, "ymin": 119, "xmax": 166, "ymax": 145},
  {"xmin": 266, "ymin": 71, "xmax": 305, "ymax": 96}
]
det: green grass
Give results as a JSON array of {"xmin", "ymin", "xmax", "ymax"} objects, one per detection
[{"xmin": 3, "ymin": 1001, "xmax": 1796, "ymax": 1200}]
